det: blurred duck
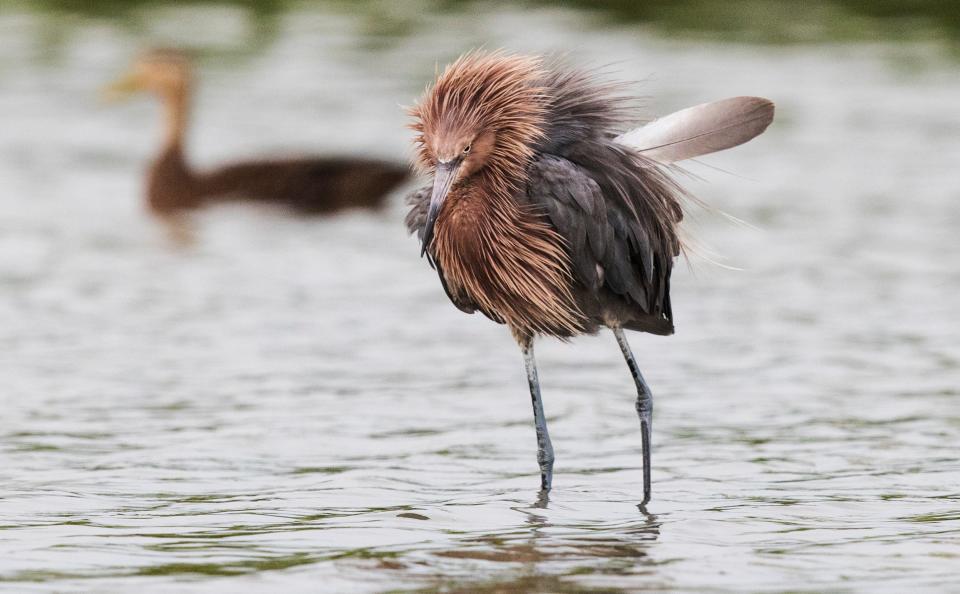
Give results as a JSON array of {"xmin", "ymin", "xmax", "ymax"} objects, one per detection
[{"xmin": 105, "ymin": 49, "xmax": 409, "ymax": 216}]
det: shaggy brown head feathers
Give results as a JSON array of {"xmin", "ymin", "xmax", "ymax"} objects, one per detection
[{"xmin": 410, "ymin": 51, "xmax": 548, "ymax": 196}]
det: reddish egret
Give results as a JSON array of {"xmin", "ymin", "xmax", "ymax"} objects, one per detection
[
  {"xmin": 105, "ymin": 49, "xmax": 409, "ymax": 216},
  {"xmin": 406, "ymin": 51, "xmax": 773, "ymax": 504}
]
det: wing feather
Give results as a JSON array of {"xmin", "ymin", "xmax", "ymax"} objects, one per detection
[
  {"xmin": 524, "ymin": 155, "xmax": 664, "ymax": 315},
  {"xmin": 615, "ymin": 96, "xmax": 774, "ymax": 164}
]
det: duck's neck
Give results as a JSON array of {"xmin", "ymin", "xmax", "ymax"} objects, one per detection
[
  {"xmin": 159, "ymin": 85, "xmax": 190, "ymax": 153},
  {"xmin": 147, "ymin": 86, "xmax": 200, "ymax": 212}
]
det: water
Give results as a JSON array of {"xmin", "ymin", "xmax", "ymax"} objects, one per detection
[{"xmin": 2, "ymin": 3, "xmax": 959, "ymax": 592}]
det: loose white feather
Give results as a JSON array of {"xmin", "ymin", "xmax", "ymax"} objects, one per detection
[{"xmin": 615, "ymin": 96, "xmax": 775, "ymax": 164}]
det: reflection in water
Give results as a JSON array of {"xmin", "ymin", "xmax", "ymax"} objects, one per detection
[
  {"xmin": 419, "ymin": 496, "xmax": 662, "ymax": 593},
  {"xmin": 158, "ymin": 212, "xmax": 199, "ymax": 247},
  {"xmin": 1, "ymin": 2, "xmax": 959, "ymax": 593}
]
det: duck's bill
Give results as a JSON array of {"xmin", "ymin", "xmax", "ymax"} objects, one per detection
[{"xmin": 101, "ymin": 72, "xmax": 143, "ymax": 103}]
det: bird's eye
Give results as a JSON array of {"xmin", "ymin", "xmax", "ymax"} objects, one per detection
[{"xmin": 462, "ymin": 144, "xmax": 472, "ymax": 154}]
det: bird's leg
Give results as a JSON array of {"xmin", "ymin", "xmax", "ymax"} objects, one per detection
[
  {"xmin": 521, "ymin": 339, "xmax": 555, "ymax": 492},
  {"xmin": 612, "ymin": 327, "xmax": 654, "ymax": 506}
]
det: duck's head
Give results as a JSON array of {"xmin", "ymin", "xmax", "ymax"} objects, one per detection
[{"xmin": 104, "ymin": 48, "xmax": 192, "ymax": 102}]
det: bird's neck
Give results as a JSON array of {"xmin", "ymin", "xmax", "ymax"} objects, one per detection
[
  {"xmin": 433, "ymin": 173, "xmax": 584, "ymax": 340},
  {"xmin": 144, "ymin": 86, "xmax": 203, "ymax": 213},
  {"xmin": 159, "ymin": 86, "xmax": 190, "ymax": 152}
]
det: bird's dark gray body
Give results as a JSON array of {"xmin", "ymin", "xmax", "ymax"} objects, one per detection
[{"xmin": 406, "ymin": 69, "xmax": 685, "ymax": 338}]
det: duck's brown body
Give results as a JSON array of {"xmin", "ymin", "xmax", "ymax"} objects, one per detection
[
  {"xmin": 148, "ymin": 144, "xmax": 408, "ymax": 215},
  {"xmin": 109, "ymin": 49, "xmax": 408, "ymax": 217}
]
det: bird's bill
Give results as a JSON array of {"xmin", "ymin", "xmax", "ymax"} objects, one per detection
[
  {"xmin": 420, "ymin": 160, "xmax": 459, "ymax": 257},
  {"xmin": 101, "ymin": 71, "xmax": 144, "ymax": 103}
]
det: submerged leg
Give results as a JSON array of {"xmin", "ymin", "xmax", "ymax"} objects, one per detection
[
  {"xmin": 521, "ymin": 340, "xmax": 555, "ymax": 492},
  {"xmin": 612, "ymin": 327, "xmax": 654, "ymax": 506}
]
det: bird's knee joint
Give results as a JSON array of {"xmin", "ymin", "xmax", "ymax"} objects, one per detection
[{"xmin": 635, "ymin": 396, "xmax": 653, "ymax": 416}]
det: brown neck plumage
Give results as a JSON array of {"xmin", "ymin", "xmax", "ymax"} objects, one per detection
[
  {"xmin": 146, "ymin": 83, "xmax": 200, "ymax": 213},
  {"xmin": 412, "ymin": 52, "xmax": 588, "ymax": 340},
  {"xmin": 433, "ymin": 168, "xmax": 585, "ymax": 341},
  {"xmin": 159, "ymin": 84, "xmax": 189, "ymax": 151}
]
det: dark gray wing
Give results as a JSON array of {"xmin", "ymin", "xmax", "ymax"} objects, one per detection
[
  {"xmin": 405, "ymin": 184, "xmax": 478, "ymax": 315},
  {"xmin": 523, "ymin": 154, "xmax": 670, "ymax": 319}
]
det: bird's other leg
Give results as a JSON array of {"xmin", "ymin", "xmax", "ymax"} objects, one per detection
[
  {"xmin": 612, "ymin": 327, "xmax": 654, "ymax": 506},
  {"xmin": 520, "ymin": 338, "xmax": 555, "ymax": 492}
]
